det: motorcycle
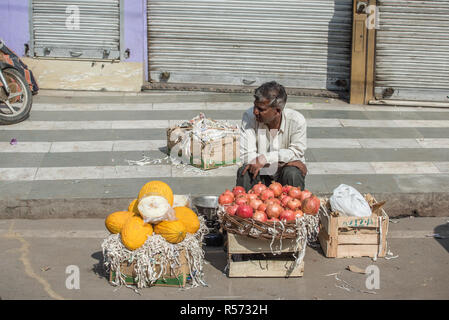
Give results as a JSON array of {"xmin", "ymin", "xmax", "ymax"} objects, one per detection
[{"xmin": 0, "ymin": 39, "xmax": 39, "ymax": 125}]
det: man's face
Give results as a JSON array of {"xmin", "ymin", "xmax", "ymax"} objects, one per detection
[{"xmin": 253, "ymin": 98, "xmax": 280, "ymax": 124}]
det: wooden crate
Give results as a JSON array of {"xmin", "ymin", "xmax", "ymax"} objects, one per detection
[
  {"xmin": 318, "ymin": 195, "xmax": 389, "ymax": 258},
  {"xmin": 226, "ymin": 233, "xmax": 304, "ymax": 278},
  {"xmin": 166, "ymin": 127, "xmax": 240, "ymax": 170},
  {"xmin": 109, "ymin": 249, "xmax": 190, "ymax": 287}
]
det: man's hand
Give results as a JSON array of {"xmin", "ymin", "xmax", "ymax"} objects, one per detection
[{"xmin": 241, "ymin": 155, "xmax": 267, "ymax": 179}]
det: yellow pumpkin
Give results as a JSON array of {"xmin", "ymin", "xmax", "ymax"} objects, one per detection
[
  {"xmin": 105, "ymin": 211, "xmax": 134, "ymax": 234},
  {"xmin": 138, "ymin": 180, "xmax": 174, "ymax": 206},
  {"xmin": 128, "ymin": 199, "xmax": 139, "ymax": 215},
  {"xmin": 120, "ymin": 216, "xmax": 153, "ymax": 250},
  {"xmin": 154, "ymin": 220, "xmax": 187, "ymax": 244},
  {"xmin": 174, "ymin": 206, "xmax": 200, "ymax": 234}
]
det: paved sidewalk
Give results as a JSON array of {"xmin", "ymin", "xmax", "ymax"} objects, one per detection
[
  {"xmin": 1, "ymin": 91, "xmax": 449, "ymax": 218},
  {"xmin": 0, "ymin": 217, "xmax": 448, "ymax": 300}
]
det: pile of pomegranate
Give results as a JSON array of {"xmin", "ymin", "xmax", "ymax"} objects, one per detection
[{"xmin": 218, "ymin": 181, "xmax": 321, "ymax": 223}]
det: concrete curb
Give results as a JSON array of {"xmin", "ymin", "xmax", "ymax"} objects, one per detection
[{"xmin": 1, "ymin": 192, "xmax": 448, "ymax": 219}]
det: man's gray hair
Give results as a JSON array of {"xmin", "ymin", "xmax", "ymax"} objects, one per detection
[{"xmin": 254, "ymin": 81, "xmax": 288, "ymax": 110}]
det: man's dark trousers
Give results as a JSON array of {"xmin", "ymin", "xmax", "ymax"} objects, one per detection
[{"xmin": 236, "ymin": 164, "xmax": 306, "ymax": 192}]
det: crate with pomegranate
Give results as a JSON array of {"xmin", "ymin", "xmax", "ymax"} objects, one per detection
[
  {"xmin": 318, "ymin": 194, "xmax": 389, "ymax": 258},
  {"xmin": 217, "ymin": 183, "xmax": 321, "ymax": 278}
]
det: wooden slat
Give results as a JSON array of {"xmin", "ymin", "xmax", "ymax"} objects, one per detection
[
  {"xmin": 336, "ymin": 244, "xmax": 383, "ymax": 258},
  {"xmin": 337, "ymin": 215, "xmax": 380, "ymax": 229},
  {"xmin": 227, "ymin": 233, "xmax": 300, "ymax": 254},
  {"xmin": 364, "ymin": 0, "xmax": 377, "ymax": 103},
  {"xmin": 318, "ymin": 208, "xmax": 330, "ymax": 234},
  {"xmin": 338, "ymin": 233, "xmax": 379, "ymax": 245},
  {"xmin": 228, "ymin": 260, "xmax": 304, "ymax": 278},
  {"xmin": 350, "ymin": 2, "xmax": 368, "ymax": 104},
  {"xmin": 318, "ymin": 229, "xmax": 339, "ymax": 257}
]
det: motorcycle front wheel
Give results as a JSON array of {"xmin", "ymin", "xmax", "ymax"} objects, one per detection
[{"xmin": 0, "ymin": 68, "xmax": 32, "ymax": 125}]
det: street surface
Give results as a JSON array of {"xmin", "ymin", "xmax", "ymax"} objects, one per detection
[{"xmin": 1, "ymin": 217, "xmax": 448, "ymax": 300}]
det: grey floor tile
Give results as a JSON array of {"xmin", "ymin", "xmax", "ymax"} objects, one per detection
[
  {"xmin": 319, "ymin": 174, "xmax": 401, "ymax": 194},
  {"xmin": 393, "ymin": 174, "xmax": 449, "ymax": 193},
  {"xmin": 363, "ymin": 111, "xmax": 422, "ymax": 121},
  {"xmin": 0, "ymin": 181, "xmax": 34, "ymax": 200},
  {"xmin": 0, "ymin": 153, "xmax": 46, "ymax": 168},
  {"xmin": 38, "ymin": 150, "xmax": 168, "ymax": 168},
  {"xmin": 307, "ymin": 110, "xmax": 368, "ymax": 119},
  {"xmin": 0, "ymin": 129, "xmax": 166, "ymax": 142},
  {"xmin": 304, "ymin": 175, "xmax": 329, "ymax": 193},
  {"xmin": 27, "ymin": 179, "xmax": 108, "ymax": 200},
  {"xmin": 310, "ymin": 148, "xmax": 449, "ymax": 162},
  {"xmin": 417, "ymin": 128, "xmax": 449, "ymax": 138},
  {"xmin": 415, "ymin": 112, "xmax": 449, "ymax": 121},
  {"xmin": 304, "ymin": 150, "xmax": 317, "ymax": 163},
  {"xmin": 308, "ymin": 127, "xmax": 424, "ymax": 139},
  {"xmin": 29, "ymin": 110, "xmax": 245, "ymax": 121}
]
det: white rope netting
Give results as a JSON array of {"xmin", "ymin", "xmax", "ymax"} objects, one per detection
[
  {"xmin": 101, "ymin": 216, "xmax": 209, "ymax": 291},
  {"xmin": 126, "ymin": 112, "xmax": 240, "ymax": 175}
]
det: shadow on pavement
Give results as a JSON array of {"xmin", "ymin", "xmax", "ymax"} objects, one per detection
[
  {"xmin": 434, "ymin": 222, "xmax": 449, "ymax": 253},
  {"xmin": 204, "ymin": 246, "xmax": 228, "ymax": 274},
  {"xmin": 91, "ymin": 251, "xmax": 109, "ymax": 280}
]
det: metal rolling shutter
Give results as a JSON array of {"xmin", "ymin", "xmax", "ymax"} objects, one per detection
[
  {"xmin": 31, "ymin": 0, "xmax": 121, "ymax": 60},
  {"xmin": 147, "ymin": 0, "xmax": 353, "ymax": 91},
  {"xmin": 375, "ymin": 0, "xmax": 449, "ymax": 102}
]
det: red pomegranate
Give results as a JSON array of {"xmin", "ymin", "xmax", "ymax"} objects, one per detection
[
  {"xmin": 288, "ymin": 187, "xmax": 302, "ymax": 199},
  {"xmin": 257, "ymin": 203, "xmax": 267, "ymax": 212},
  {"xmin": 253, "ymin": 211, "xmax": 268, "ymax": 222},
  {"xmin": 235, "ymin": 195, "xmax": 248, "ymax": 206},
  {"xmin": 282, "ymin": 185, "xmax": 292, "ymax": 195},
  {"xmin": 251, "ymin": 182, "xmax": 267, "ymax": 195},
  {"xmin": 287, "ymin": 198, "xmax": 301, "ymax": 210},
  {"xmin": 269, "ymin": 181, "xmax": 283, "ymax": 197},
  {"xmin": 280, "ymin": 209, "xmax": 296, "ymax": 222},
  {"xmin": 246, "ymin": 193, "xmax": 259, "ymax": 201},
  {"xmin": 249, "ymin": 198, "xmax": 263, "ymax": 210},
  {"xmin": 294, "ymin": 209, "xmax": 304, "ymax": 218},
  {"xmin": 232, "ymin": 186, "xmax": 246, "ymax": 197},
  {"xmin": 281, "ymin": 195, "xmax": 293, "ymax": 207},
  {"xmin": 300, "ymin": 189, "xmax": 312, "ymax": 201},
  {"xmin": 260, "ymin": 189, "xmax": 275, "ymax": 201},
  {"xmin": 219, "ymin": 193, "xmax": 234, "ymax": 205},
  {"xmin": 266, "ymin": 203, "xmax": 283, "ymax": 219},
  {"xmin": 302, "ymin": 195, "xmax": 320, "ymax": 215},
  {"xmin": 225, "ymin": 204, "xmax": 239, "ymax": 216},
  {"xmin": 236, "ymin": 205, "xmax": 253, "ymax": 219}
]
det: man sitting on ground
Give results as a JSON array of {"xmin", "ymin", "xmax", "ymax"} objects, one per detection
[{"xmin": 236, "ymin": 81, "xmax": 307, "ymax": 191}]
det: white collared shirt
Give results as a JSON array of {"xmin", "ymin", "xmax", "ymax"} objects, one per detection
[{"xmin": 240, "ymin": 107, "xmax": 307, "ymax": 165}]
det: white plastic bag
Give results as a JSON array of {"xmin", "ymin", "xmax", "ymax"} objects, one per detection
[
  {"xmin": 329, "ymin": 184, "xmax": 372, "ymax": 217},
  {"xmin": 137, "ymin": 193, "xmax": 177, "ymax": 224}
]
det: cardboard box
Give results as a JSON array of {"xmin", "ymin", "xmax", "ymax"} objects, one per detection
[
  {"xmin": 318, "ymin": 194, "xmax": 389, "ymax": 258},
  {"xmin": 167, "ymin": 127, "xmax": 240, "ymax": 170},
  {"xmin": 109, "ymin": 249, "xmax": 190, "ymax": 287}
]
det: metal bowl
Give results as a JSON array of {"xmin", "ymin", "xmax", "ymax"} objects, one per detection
[
  {"xmin": 192, "ymin": 195, "xmax": 219, "ymax": 229},
  {"xmin": 192, "ymin": 195, "xmax": 218, "ymax": 209}
]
